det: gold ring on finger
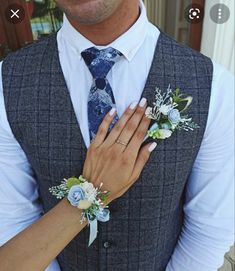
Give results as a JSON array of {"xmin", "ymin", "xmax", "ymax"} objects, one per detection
[{"xmin": 115, "ymin": 139, "xmax": 128, "ymax": 147}]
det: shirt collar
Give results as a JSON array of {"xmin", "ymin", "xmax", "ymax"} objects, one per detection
[{"xmin": 59, "ymin": 0, "xmax": 149, "ymax": 62}]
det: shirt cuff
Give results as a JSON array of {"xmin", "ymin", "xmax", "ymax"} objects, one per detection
[{"xmin": 45, "ymin": 259, "xmax": 62, "ymax": 271}]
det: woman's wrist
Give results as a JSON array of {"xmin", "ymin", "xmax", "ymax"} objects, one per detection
[{"xmin": 59, "ymin": 198, "xmax": 87, "ymax": 224}]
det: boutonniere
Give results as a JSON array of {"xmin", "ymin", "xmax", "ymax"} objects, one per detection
[{"xmin": 144, "ymin": 85, "xmax": 199, "ymax": 141}]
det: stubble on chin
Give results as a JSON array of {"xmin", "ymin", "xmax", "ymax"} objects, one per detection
[{"xmin": 55, "ymin": 0, "xmax": 122, "ymax": 25}]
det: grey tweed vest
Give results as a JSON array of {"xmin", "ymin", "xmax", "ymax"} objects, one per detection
[{"xmin": 2, "ymin": 32, "xmax": 213, "ymax": 271}]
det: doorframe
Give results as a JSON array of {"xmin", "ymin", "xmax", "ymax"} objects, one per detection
[{"xmin": 189, "ymin": 0, "xmax": 206, "ymax": 51}]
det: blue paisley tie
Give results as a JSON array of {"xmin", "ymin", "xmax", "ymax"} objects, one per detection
[{"xmin": 81, "ymin": 47, "xmax": 123, "ymax": 140}]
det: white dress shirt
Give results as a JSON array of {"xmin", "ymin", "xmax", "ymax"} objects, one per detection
[{"xmin": 0, "ymin": 1, "xmax": 234, "ymax": 270}]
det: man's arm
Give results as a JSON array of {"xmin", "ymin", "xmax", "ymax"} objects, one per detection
[
  {"xmin": 166, "ymin": 62, "xmax": 234, "ymax": 271},
  {"xmin": 0, "ymin": 62, "xmax": 62, "ymax": 271}
]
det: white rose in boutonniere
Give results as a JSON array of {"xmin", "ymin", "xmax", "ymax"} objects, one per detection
[
  {"xmin": 144, "ymin": 85, "xmax": 200, "ymax": 142},
  {"xmin": 159, "ymin": 104, "xmax": 172, "ymax": 115},
  {"xmin": 156, "ymin": 129, "xmax": 172, "ymax": 139}
]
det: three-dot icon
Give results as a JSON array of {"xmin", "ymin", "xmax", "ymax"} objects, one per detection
[
  {"xmin": 210, "ymin": 4, "xmax": 230, "ymax": 24},
  {"xmin": 218, "ymin": 8, "xmax": 222, "ymax": 20}
]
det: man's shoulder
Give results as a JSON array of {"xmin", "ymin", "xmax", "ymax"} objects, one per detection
[
  {"xmin": 3, "ymin": 33, "xmax": 57, "ymax": 67},
  {"xmin": 159, "ymin": 31, "xmax": 212, "ymax": 64},
  {"xmin": 157, "ymin": 31, "xmax": 213, "ymax": 77}
]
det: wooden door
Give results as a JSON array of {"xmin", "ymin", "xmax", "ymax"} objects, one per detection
[
  {"xmin": 189, "ymin": 0, "xmax": 205, "ymax": 51},
  {"xmin": 0, "ymin": 0, "xmax": 33, "ymax": 60}
]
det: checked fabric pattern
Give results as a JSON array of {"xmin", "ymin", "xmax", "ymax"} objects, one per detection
[
  {"xmin": 81, "ymin": 47, "xmax": 123, "ymax": 140},
  {"xmin": 2, "ymin": 32, "xmax": 213, "ymax": 271}
]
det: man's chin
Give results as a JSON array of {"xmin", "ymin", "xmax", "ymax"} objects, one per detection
[
  {"xmin": 67, "ymin": 11, "xmax": 110, "ymax": 26},
  {"xmin": 56, "ymin": 0, "xmax": 122, "ymax": 25}
]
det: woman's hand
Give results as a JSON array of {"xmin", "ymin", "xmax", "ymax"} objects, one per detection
[
  {"xmin": 0, "ymin": 98, "xmax": 157, "ymax": 271},
  {"xmin": 82, "ymin": 98, "xmax": 157, "ymax": 204}
]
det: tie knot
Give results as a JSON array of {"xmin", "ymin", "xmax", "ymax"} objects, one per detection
[{"xmin": 81, "ymin": 47, "xmax": 123, "ymax": 78}]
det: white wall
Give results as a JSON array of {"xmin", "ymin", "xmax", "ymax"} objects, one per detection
[
  {"xmin": 201, "ymin": 0, "xmax": 234, "ymax": 74},
  {"xmin": 201, "ymin": 2, "xmax": 235, "ymax": 270}
]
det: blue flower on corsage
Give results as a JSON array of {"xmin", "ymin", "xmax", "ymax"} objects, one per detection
[
  {"xmin": 94, "ymin": 208, "xmax": 110, "ymax": 222},
  {"xmin": 144, "ymin": 85, "xmax": 199, "ymax": 141},
  {"xmin": 67, "ymin": 185, "xmax": 86, "ymax": 207}
]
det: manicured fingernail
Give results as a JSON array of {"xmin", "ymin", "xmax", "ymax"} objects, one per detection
[
  {"xmin": 148, "ymin": 142, "xmax": 157, "ymax": 152},
  {"xmin": 129, "ymin": 101, "xmax": 138, "ymax": 110},
  {"xmin": 139, "ymin": 98, "xmax": 147, "ymax": 107},
  {"xmin": 109, "ymin": 108, "xmax": 116, "ymax": 116}
]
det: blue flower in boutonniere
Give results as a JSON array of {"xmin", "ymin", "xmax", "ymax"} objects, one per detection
[
  {"xmin": 168, "ymin": 109, "xmax": 181, "ymax": 124},
  {"xmin": 144, "ymin": 85, "xmax": 199, "ymax": 141}
]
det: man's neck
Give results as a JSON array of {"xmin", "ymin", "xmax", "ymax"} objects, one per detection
[{"xmin": 67, "ymin": 1, "xmax": 140, "ymax": 46}]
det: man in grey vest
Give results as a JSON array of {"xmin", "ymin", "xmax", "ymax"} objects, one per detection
[{"xmin": 0, "ymin": 0, "xmax": 234, "ymax": 270}]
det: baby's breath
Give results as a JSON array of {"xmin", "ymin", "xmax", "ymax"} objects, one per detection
[{"xmin": 49, "ymin": 180, "xmax": 69, "ymax": 199}]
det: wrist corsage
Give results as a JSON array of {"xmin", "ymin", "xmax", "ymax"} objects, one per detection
[{"xmin": 49, "ymin": 175, "xmax": 110, "ymax": 246}]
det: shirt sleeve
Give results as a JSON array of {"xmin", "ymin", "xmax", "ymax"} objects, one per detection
[
  {"xmin": 0, "ymin": 62, "xmax": 61, "ymax": 271},
  {"xmin": 166, "ymin": 62, "xmax": 235, "ymax": 271}
]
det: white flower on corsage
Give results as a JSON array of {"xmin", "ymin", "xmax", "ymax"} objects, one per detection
[
  {"xmin": 80, "ymin": 181, "xmax": 98, "ymax": 202},
  {"xmin": 145, "ymin": 85, "xmax": 199, "ymax": 141}
]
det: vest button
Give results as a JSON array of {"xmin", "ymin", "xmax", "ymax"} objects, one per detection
[{"xmin": 103, "ymin": 241, "xmax": 111, "ymax": 248}]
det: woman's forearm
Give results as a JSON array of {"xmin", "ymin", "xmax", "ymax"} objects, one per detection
[{"xmin": 0, "ymin": 198, "xmax": 87, "ymax": 271}]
